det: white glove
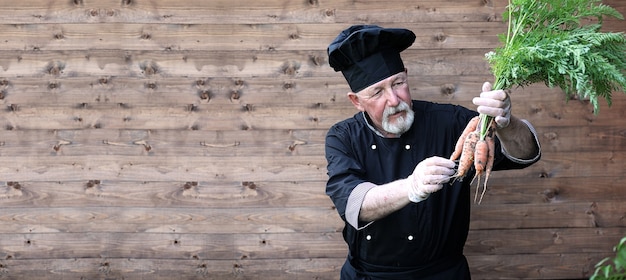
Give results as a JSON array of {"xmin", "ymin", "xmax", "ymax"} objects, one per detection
[
  {"xmin": 473, "ymin": 82, "xmax": 512, "ymax": 129},
  {"xmin": 407, "ymin": 157, "xmax": 456, "ymax": 203},
  {"xmin": 495, "ymin": 96, "xmax": 511, "ymax": 129}
]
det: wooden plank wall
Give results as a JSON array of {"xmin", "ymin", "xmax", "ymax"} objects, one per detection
[{"xmin": 0, "ymin": 0, "xmax": 624, "ymax": 279}]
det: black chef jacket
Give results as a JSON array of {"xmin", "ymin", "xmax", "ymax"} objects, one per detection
[{"xmin": 325, "ymin": 100, "xmax": 540, "ymax": 279}]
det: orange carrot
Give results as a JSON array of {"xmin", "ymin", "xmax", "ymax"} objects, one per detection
[
  {"xmin": 478, "ymin": 133, "xmax": 496, "ymax": 204},
  {"xmin": 450, "ymin": 116, "xmax": 480, "ymax": 161},
  {"xmin": 477, "ymin": 121, "xmax": 497, "ymax": 204},
  {"xmin": 472, "ymin": 139, "xmax": 488, "ymax": 203},
  {"xmin": 453, "ymin": 130, "xmax": 479, "ymax": 180},
  {"xmin": 450, "ymin": 115, "xmax": 498, "ymax": 203},
  {"xmin": 474, "ymin": 139, "xmax": 488, "ymax": 173}
]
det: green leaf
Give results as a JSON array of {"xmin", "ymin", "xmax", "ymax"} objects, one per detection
[{"xmin": 487, "ymin": 0, "xmax": 626, "ymax": 116}]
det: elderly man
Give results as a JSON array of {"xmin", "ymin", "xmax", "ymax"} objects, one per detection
[{"xmin": 324, "ymin": 25, "xmax": 541, "ymax": 279}]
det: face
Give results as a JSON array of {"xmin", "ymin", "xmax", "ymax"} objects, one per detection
[{"xmin": 348, "ymin": 70, "xmax": 414, "ymax": 136}]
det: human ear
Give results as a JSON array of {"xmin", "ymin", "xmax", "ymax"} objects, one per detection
[{"xmin": 347, "ymin": 92, "xmax": 365, "ymax": 112}]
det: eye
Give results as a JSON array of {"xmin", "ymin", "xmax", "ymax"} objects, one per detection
[
  {"xmin": 393, "ymin": 80, "xmax": 405, "ymax": 87},
  {"xmin": 365, "ymin": 89, "xmax": 382, "ymax": 99}
]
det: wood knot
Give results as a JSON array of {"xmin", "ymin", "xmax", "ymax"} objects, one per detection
[
  {"xmin": 45, "ymin": 61, "xmax": 65, "ymax": 76},
  {"xmin": 98, "ymin": 77, "xmax": 109, "ymax": 85},
  {"xmin": 310, "ymin": 55, "xmax": 324, "ymax": 66},
  {"xmin": 196, "ymin": 263, "xmax": 208, "ymax": 276},
  {"xmin": 0, "ymin": 89, "xmax": 5, "ymax": 100},
  {"xmin": 124, "ymin": 53, "xmax": 132, "ymax": 63},
  {"xmin": 85, "ymin": 180, "xmax": 101, "ymax": 189},
  {"xmin": 48, "ymin": 82, "xmax": 60, "ymax": 90},
  {"xmin": 550, "ymin": 112, "xmax": 562, "ymax": 120},
  {"xmin": 139, "ymin": 61, "xmax": 160, "ymax": 76},
  {"xmin": 7, "ymin": 182, "xmax": 21, "ymax": 190},
  {"xmin": 242, "ymin": 104, "xmax": 253, "ymax": 112},
  {"xmin": 288, "ymin": 140, "xmax": 307, "ymax": 152},
  {"xmin": 199, "ymin": 90, "xmax": 212, "ymax": 100},
  {"xmin": 440, "ymin": 83, "xmax": 456, "ymax": 95},
  {"xmin": 230, "ymin": 90, "xmax": 240, "ymax": 100},
  {"xmin": 544, "ymin": 132, "xmax": 558, "ymax": 140},
  {"xmin": 73, "ymin": 0, "xmax": 83, "ymax": 6},
  {"xmin": 281, "ymin": 61, "xmax": 300, "ymax": 76},
  {"xmin": 324, "ymin": 9, "xmax": 335, "ymax": 17},
  {"xmin": 53, "ymin": 140, "xmax": 71, "ymax": 152},
  {"xmin": 542, "ymin": 188, "xmax": 559, "ymax": 202},
  {"xmin": 434, "ymin": 32, "xmax": 447, "ymax": 42},
  {"xmin": 144, "ymin": 82, "xmax": 157, "ymax": 90},
  {"xmin": 183, "ymin": 182, "xmax": 198, "ymax": 190},
  {"xmin": 98, "ymin": 262, "xmax": 111, "ymax": 274},
  {"xmin": 133, "ymin": 140, "xmax": 151, "ymax": 152},
  {"xmin": 186, "ymin": 104, "xmax": 198, "ymax": 112},
  {"xmin": 552, "ymin": 232, "xmax": 563, "ymax": 244},
  {"xmin": 311, "ymin": 102, "xmax": 325, "ymax": 109},
  {"xmin": 233, "ymin": 79, "xmax": 245, "ymax": 88},
  {"xmin": 282, "ymin": 82, "xmax": 295, "ymax": 90},
  {"xmin": 308, "ymin": 0, "xmax": 319, "ymax": 6},
  {"xmin": 121, "ymin": 0, "xmax": 132, "ymax": 6},
  {"xmin": 242, "ymin": 181, "xmax": 257, "ymax": 190},
  {"xmin": 586, "ymin": 202, "xmax": 598, "ymax": 215}
]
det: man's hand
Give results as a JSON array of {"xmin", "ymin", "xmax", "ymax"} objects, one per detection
[
  {"xmin": 473, "ymin": 82, "xmax": 511, "ymax": 129},
  {"xmin": 407, "ymin": 156, "xmax": 456, "ymax": 203}
]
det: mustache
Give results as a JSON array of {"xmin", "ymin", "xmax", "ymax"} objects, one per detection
[{"xmin": 384, "ymin": 101, "xmax": 410, "ymax": 116}]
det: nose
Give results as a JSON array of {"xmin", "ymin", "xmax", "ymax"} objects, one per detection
[{"xmin": 385, "ymin": 86, "xmax": 400, "ymax": 107}]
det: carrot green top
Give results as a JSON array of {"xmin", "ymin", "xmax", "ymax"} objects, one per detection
[{"xmin": 485, "ymin": 0, "xmax": 626, "ymax": 115}]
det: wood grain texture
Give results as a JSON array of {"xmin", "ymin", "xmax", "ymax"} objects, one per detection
[{"xmin": 0, "ymin": 0, "xmax": 624, "ymax": 279}]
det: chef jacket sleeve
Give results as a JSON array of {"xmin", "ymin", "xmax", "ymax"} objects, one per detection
[
  {"xmin": 325, "ymin": 123, "xmax": 373, "ymax": 229},
  {"xmin": 499, "ymin": 119, "xmax": 541, "ymax": 165}
]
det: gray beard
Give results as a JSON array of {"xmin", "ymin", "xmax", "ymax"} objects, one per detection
[{"xmin": 382, "ymin": 101, "xmax": 414, "ymax": 135}]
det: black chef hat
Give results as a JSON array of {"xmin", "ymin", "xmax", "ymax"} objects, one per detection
[{"xmin": 327, "ymin": 25, "xmax": 416, "ymax": 93}]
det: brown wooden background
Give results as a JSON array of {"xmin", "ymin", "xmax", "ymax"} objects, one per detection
[{"xmin": 0, "ymin": 0, "xmax": 624, "ymax": 279}]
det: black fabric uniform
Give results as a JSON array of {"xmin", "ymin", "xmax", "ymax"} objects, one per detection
[{"xmin": 325, "ymin": 100, "xmax": 538, "ymax": 279}]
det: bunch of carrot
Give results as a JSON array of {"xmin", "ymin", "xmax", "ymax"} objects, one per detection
[
  {"xmin": 449, "ymin": 0, "xmax": 626, "ymax": 204},
  {"xmin": 449, "ymin": 114, "xmax": 496, "ymax": 204}
]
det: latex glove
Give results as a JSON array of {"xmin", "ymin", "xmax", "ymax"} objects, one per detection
[
  {"xmin": 407, "ymin": 157, "xmax": 456, "ymax": 203},
  {"xmin": 473, "ymin": 82, "xmax": 511, "ymax": 129}
]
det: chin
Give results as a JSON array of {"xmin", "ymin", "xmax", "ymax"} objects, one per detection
[{"xmin": 383, "ymin": 111, "xmax": 414, "ymax": 135}]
